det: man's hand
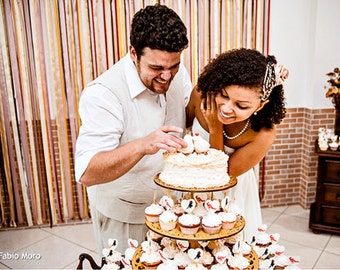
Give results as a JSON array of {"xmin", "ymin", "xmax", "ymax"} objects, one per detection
[{"xmin": 140, "ymin": 126, "xmax": 188, "ymax": 154}]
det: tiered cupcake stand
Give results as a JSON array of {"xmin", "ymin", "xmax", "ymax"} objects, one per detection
[{"xmin": 131, "ymin": 174, "xmax": 259, "ymax": 269}]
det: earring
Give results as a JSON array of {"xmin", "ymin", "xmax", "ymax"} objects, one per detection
[{"xmin": 254, "ymin": 112, "xmax": 257, "ymax": 116}]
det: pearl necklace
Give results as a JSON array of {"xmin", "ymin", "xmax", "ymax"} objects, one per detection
[{"xmin": 223, "ymin": 119, "xmax": 250, "ymax": 140}]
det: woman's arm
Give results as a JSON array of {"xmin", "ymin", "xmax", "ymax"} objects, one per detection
[{"xmin": 227, "ymin": 127, "xmax": 276, "ymax": 177}]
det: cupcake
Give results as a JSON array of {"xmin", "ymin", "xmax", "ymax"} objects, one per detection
[
  {"xmin": 273, "ymin": 254, "xmax": 291, "ymax": 269},
  {"xmin": 162, "ymin": 242, "xmax": 180, "ymax": 260},
  {"xmin": 141, "ymin": 240, "xmax": 161, "ymax": 252},
  {"xmin": 157, "ymin": 259, "xmax": 179, "ymax": 270},
  {"xmin": 159, "ymin": 210, "xmax": 178, "ymax": 231},
  {"xmin": 212, "ymin": 242, "xmax": 232, "ymax": 259},
  {"xmin": 198, "ymin": 250, "xmax": 214, "ymax": 268},
  {"xmin": 232, "ymin": 240, "xmax": 251, "ymax": 257},
  {"xmin": 267, "ymin": 243, "xmax": 285, "ymax": 259},
  {"xmin": 218, "ymin": 212, "xmax": 237, "ymax": 230},
  {"xmin": 124, "ymin": 238, "xmax": 138, "ymax": 262},
  {"xmin": 178, "ymin": 214, "xmax": 201, "ymax": 235},
  {"xmin": 255, "ymin": 224, "xmax": 271, "ymax": 248},
  {"xmin": 140, "ymin": 250, "xmax": 162, "ymax": 269},
  {"xmin": 145, "ymin": 203, "xmax": 164, "ymax": 223},
  {"xmin": 160, "ymin": 237, "xmax": 175, "ymax": 248},
  {"xmin": 212, "ymin": 248, "xmax": 230, "ymax": 269},
  {"xmin": 201, "ymin": 213, "xmax": 222, "ymax": 235},
  {"xmin": 255, "ymin": 232, "xmax": 271, "ymax": 248},
  {"xmin": 227, "ymin": 254, "xmax": 249, "ymax": 269},
  {"xmin": 174, "ymin": 251, "xmax": 192, "ymax": 269}
]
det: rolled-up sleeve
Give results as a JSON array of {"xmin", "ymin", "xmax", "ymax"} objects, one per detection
[{"xmin": 75, "ymin": 84, "xmax": 124, "ymax": 182}]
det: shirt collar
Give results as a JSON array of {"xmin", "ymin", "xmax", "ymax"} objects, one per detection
[{"xmin": 123, "ymin": 53, "xmax": 148, "ymax": 99}]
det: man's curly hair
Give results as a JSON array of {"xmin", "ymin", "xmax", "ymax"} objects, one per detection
[
  {"xmin": 130, "ymin": 4, "xmax": 188, "ymax": 59},
  {"xmin": 197, "ymin": 48, "xmax": 286, "ymax": 131}
]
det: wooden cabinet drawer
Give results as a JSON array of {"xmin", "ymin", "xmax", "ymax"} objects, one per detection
[
  {"xmin": 324, "ymin": 184, "xmax": 340, "ymax": 204},
  {"xmin": 324, "ymin": 159, "xmax": 340, "ymax": 181},
  {"xmin": 321, "ymin": 205, "xmax": 340, "ymax": 225}
]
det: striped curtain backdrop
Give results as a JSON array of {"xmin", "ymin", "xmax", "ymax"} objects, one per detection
[{"xmin": 0, "ymin": 0, "xmax": 270, "ymax": 228}]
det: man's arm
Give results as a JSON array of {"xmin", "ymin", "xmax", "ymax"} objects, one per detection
[{"xmin": 79, "ymin": 125, "xmax": 187, "ymax": 186}]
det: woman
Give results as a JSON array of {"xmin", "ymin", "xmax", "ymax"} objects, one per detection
[{"xmin": 186, "ymin": 48, "xmax": 288, "ymax": 241}]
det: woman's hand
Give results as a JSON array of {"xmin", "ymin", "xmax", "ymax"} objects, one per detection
[{"xmin": 200, "ymin": 93, "xmax": 223, "ymax": 134}]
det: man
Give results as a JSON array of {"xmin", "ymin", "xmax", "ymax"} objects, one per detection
[{"xmin": 75, "ymin": 4, "xmax": 192, "ymax": 253}]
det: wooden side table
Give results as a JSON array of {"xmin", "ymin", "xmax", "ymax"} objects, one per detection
[{"xmin": 309, "ymin": 140, "xmax": 340, "ymax": 234}]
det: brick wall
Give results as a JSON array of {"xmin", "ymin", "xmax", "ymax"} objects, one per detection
[{"xmin": 259, "ymin": 107, "xmax": 336, "ymax": 209}]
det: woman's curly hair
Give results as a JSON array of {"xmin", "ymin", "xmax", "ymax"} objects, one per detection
[
  {"xmin": 130, "ymin": 4, "xmax": 188, "ymax": 58},
  {"xmin": 197, "ymin": 48, "xmax": 286, "ymax": 131}
]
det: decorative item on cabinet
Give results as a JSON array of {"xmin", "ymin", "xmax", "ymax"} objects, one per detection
[
  {"xmin": 324, "ymin": 67, "xmax": 340, "ymax": 136},
  {"xmin": 309, "ymin": 140, "xmax": 340, "ymax": 234}
]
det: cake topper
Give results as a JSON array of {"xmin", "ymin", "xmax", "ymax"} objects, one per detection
[{"xmin": 181, "ymin": 199, "xmax": 196, "ymax": 213}]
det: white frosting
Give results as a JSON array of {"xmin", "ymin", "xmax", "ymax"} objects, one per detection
[
  {"xmin": 124, "ymin": 247, "xmax": 136, "ymax": 261},
  {"xmin": 159, "ymin": 210, "xmax": 178, "ymax": 223},
  {"xmin": 202, "ymin": 213, "xmax": 222, "ymax": 227},
  {"xmin": 178, "ymin": 214, "xmax": 201, "ymax": 226},
  {"xmin": 227, "ymin": 254, "xmax": 249, "ymax": 268},
  {"xmin": 198, "ymin": 250, "xmax": 214, "ymax": 265},
  {"xmin": 274, "ymin": 254, "xmax": 291, "ymax": 267},
  {"xmin": 174, "ymin": 251, "xmax": 191, "ymax": 267},
  {"xmin": 162, "ymin": 244, "xmax": 180, "ymax": 260},
  {"xmin": 159, "ymin": 148, "xmax": 229, "ymax": 189},
  {"xmin": 157, "ymin": 259, "xmax": 179, "ymax": 270},
  {"xmin": 145, "ymin": 204, "xmax": 164, "ymax": 215},
  {"xmin": 218, "ymin": 212, "xmax": 236, "ymax": 222},
  {"xmin": 268, "ymin": 243, "xmax": 285, "ymax": 256},
  {"xmin": 232, "ymin": 240, "xmax": 251, "ymax": 255},
  {"xmin": 256, "ymin": 233, "xmax": 271, "ymax": 245},
  {"xmin": 140, "ymin": 250, "xmax": 161, "ymax": 264}
]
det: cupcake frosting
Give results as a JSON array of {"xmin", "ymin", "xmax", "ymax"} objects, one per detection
[
  {"xmin": 199, "ymin": 250, "xmax": 214, "ymax": 266},
  {"xmin": 160, "ymin": 210, "xmax": 178, "ymax": 223},
  {"xmin": 274, "ymin": 254, "xmax": 291, "ymax": 267},
  {"xmin": 218, "ymin": 212, "xmax": 236, "ymax": 222},
  {"xmin": 174, "ymin": 251, "xmax": 191, "ymax": 268},
  {"xmin": 145, "ymin": 203, "xmax": 164, "ymax": 215},
  {"xmin": 227, "ymin": 254, "xmax": 249, "ymax": 269},
  {"xmin": 202, "ymin": 213, "xmax": 222, "ymax": 227},
  {"xmin": 232, "ymin": 240, "xmax": 251, "ymax": 255},
  {"xmin": 140, "ymin": 250, "xmax": 162, "ymax": 264},
  {"xmin": 179, "ymin": 213, "xmax": 200, "ymax": 226}
]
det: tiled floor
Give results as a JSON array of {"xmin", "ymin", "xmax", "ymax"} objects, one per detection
[{"xmin": 0, "ymin": 205, "xmax": 339, "ymax": 269}]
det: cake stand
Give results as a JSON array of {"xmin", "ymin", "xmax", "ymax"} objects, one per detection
[{"xmin": 130, "ymin": 174, "xmax": 259, "ymax": 269}]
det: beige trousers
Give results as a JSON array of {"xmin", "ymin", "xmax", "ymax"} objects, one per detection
[{"xmin": 90, "ymin": 205, "xmax": 148, "ymax": 256}]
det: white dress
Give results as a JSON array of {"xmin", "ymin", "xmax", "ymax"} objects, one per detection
[{"xmin": 192, "ymin": 118, "xmax": 262, "ymax": 242}]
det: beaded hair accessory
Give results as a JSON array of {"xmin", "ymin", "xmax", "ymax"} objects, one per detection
[{"xmin": 261, "ymin": 62, "xmax": 289, "ymax": 101}]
